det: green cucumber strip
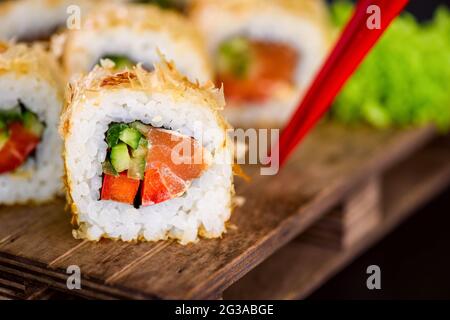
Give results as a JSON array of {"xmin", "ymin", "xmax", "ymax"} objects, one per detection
[
  {"xmin": 127, "ymin": 154, "xmax": 146, "ymax": 180},
  {"xmin": 217, "ymin": 37, "xmax": 251, "ymax": 78},
  {"xmin": 110, "ymin": 142, "xmax": 130, "ymax": 173},
  {"xmin": 135, "ymin": 0, "xmax": 179, "ymax": 10},
  {"xmin": 0, "ymin": 105, "xmax": 22, "ymax": 122},
  {"xmin": 119, "ymin": 127, "xmax": 142, "ymax": 150},
  {"xmin": 128, "ymin": 138, "xmax": 148, "ymax": 180},
  {"xmin": 132, "ymin": 138, "xmax": 148, "ymax": 158},
  {"xmin": 106, "ymin": 123, "xmax": 129, "ymax": 148},
  {"xmin": 23, "ymin": 111, "xmax": 45, "ymax": 137},
  {"xmin": 130, "ymin": 121, "xmax": 151, "ymax": 136},
  {"xmin": 102, "ymin": 159, "xmax": 119, "ymax": 177},
  {"xmin": 0, "ymin": 130, "xmax": 9, "ymax": 150},
  {"xmin": 101, "ymin": 55, "xmax": 134, "ymax": 69}
]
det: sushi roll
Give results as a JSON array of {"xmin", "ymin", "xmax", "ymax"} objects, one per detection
[
  {"xmin": 190, "ymin": 0, "xmax": 332, "ymax": 127},
  {"xmin": 63, "ymin": 2, "xmax": 212, "ymax": 83},
  {"xmin": 0, "ymin": 0, "xmax": 93, "ymax": 42},
  {"xmin": 60, "ymin": 59, "xmax": 234, "ymax": 244},
  {"xmin": 0, "ymin": 42, "xmax": 64, "ymax": 204}
]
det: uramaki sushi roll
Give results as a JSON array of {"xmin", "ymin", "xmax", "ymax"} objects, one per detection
[
  {"xmin": 63, "ymin": 2, "xmax": 212, "ymax": 83},
  {"xmin": 0, "ymin": 42, "xmax": 64, "ymax": 204},
  {"xmin": 190, "ymin": 0, "xmax": 332, "ymax": 127},
  {"xmin": 0, "ymin": 0, "xmax": 92, "ymax": 42},
  {"xmin": 60, "ymin": 60, "xmax": 234, "ymax": 244}
]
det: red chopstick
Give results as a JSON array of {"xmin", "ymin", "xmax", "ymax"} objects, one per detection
[{"xmin": 274, "ymin": 0, "xmax": 409, "ymax": 168}]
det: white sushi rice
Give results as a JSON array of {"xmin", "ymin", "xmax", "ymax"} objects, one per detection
[
  {"xmin": 65, "ymin": 89, "xmax": 233, "ymax": 244},
  {"xmin": 66, "ymin": 28, "xmax": 211, "ymax": 84},
  {"xmin": 63, "ymin": 3, "xmax": 212, "ymax": 84},
  {"xmin": 0, "ymin": 73, "xmax": 63, "ymax": 204},
  {"xmin": 0, "ymin": 0, "xmax": 91, "ymax": 41}
]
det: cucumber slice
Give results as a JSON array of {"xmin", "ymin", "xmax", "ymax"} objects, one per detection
[
  {"xmin": 132, "ymin": 138, "xmax": 148, "ymax": 157},
  {"xmin": 135, "ymin": 0, "xmax": 185, "ymax": 11},
  {"xmin": 0, "ymin": 130, "xmax": 9, "ymax": 151},
  {"xmin": 110, "ymin": 142, "xmax": 130, "ymax": 173},
  {"xmin": 101, "ymin": 55, "xmax": 134, "ymax": 70},
  {"xmin": 0, "ymin": 105, "xmax": 22, "ymax": 122},
  {"xmin": 130, "ymin": 121, "xmax": 151, "ymax": 136},
  {"xmin": 102, "ymin": 159, "xmax": 118, "ymax": 177},
  {"xmin": 128, "ymin": 138, "xmax": 148, "ymax": 180},
  {"xmin": 217, "ymin": 37, "xmax": 251, "ymax": 78},
  {"xmin": 119, "ymin": 127, "xmax": 142, "ymax": 150},
  {"xmin": 23, "ymin": 111, "xmax": 45, "ymax": 137},
  {"xmin": 106, "ymin": 123, "xmax": 128, "ymax": 148}
]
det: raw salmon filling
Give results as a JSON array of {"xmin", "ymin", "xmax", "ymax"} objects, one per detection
[
  {"xmin": 216, "ymin": 37, "xmax": 299, "ymax": 104},
  {"xmin": 100, "ymin": 122, "xmax": 210, "ymax": 207},
  {"xmin": 0, "ymin": 102, "xmax": 45, "ymax": 174}
]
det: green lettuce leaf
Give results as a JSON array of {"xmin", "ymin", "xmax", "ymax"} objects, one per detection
[{"xmin": 329, "ymin": 1, "xmax": 450, "ymax": 131}]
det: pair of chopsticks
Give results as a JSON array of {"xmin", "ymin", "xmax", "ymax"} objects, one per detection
[{"xmin": 274, "ymin": 0, "xmax": 409, "ymax": 168}]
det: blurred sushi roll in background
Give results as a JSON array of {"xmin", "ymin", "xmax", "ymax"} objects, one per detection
[
  {"xmin": 60, "ymin": 59, "xmax": 234, "ymax": 244},
  {"xmin": 62, "ymin": 2, "xmax": 212, "ymax": 83},
  {"xmin": 0, "ymin": 0, "xmax": 93, "ymax": 42},
  {"xmin": 190, "ymin": 0, "xmax": 332, "ymax": 127},
  {"xmin": 0, "ymin": 42, "xmax": 64, "ymax": 204}
]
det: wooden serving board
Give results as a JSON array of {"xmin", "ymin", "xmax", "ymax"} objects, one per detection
[{"xmin": 0, "ymin": 123, "xmax": 448, "ymax": 300}]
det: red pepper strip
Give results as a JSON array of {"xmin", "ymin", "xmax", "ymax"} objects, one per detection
[
  {"xmin": 0, "ymin": 122, "xmax": 40, "ymax": 174},
  {"xmin": 100, "ymin": 172, "xmax": 140, "ymax": 205},
  {"xmin": 141, "ymin": 166, "xmax": 172, "ymax": 206}
]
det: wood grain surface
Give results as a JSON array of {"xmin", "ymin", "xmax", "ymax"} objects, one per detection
[{"xmin": 0, "ymin": 123, "xmax": 445, "ymax": 299}]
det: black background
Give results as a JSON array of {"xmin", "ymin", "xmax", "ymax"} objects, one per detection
[
  {"xmin": 404, "ymin": 0, "xmax": 449, "ymax": 21},
  {"xmin": 326, "ymin": 0, "xmax": 448, "ymax": 21}
]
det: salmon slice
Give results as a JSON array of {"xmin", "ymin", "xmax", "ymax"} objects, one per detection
[
  {"xmin": 218, "ymin": 40, "xmax": 298, "ymax": 103},
  {"xmin": 0, "ymin": 122, "xmax": 40, "ymax": 174},
  {"xmin": 141, "ymin": 128, "xmax": 210, "ymax": 206}
]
